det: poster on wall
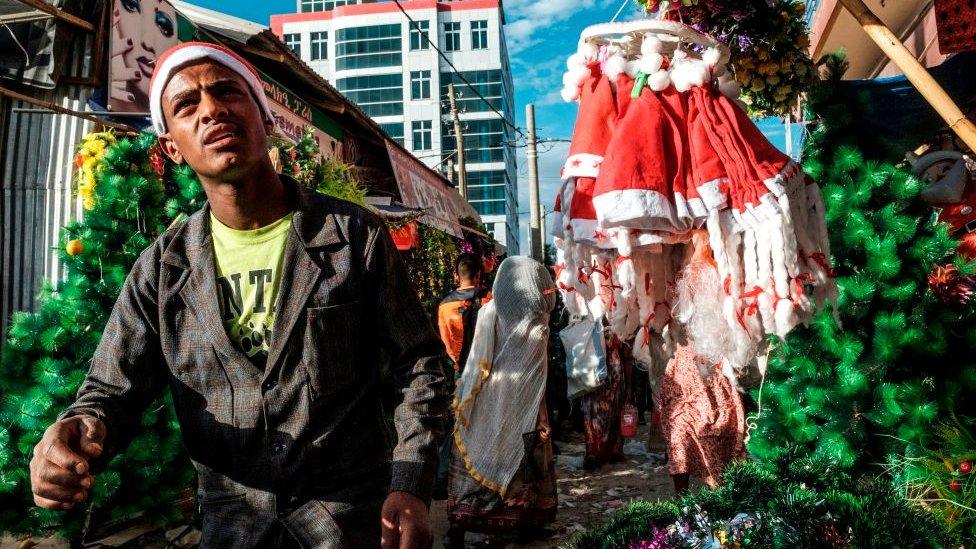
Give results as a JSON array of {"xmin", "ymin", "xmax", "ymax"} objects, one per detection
[
  {"xmin": 386, "ymin": 141, "xmax": 480, "ymax": 239},
  {"xmin": 109, "ymin": 0, "xmax": 180, "ymax": 113},
  {"xmin": 108, "ymin": 0, "xmax": 346, "ymax": 161}
]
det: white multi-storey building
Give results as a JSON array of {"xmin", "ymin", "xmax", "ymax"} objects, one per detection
[{"xmin": 272, "ymin": 0, "xmax": 519, "ymax": 253}]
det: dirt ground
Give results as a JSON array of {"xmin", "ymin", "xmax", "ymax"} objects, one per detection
[
  {"xmin": 429, "ymin": 423, "xmax": 675, "ymax": 548},
  {"xmin": 2, "ymin": 425, "xmax": 675, "ymax": 549}
]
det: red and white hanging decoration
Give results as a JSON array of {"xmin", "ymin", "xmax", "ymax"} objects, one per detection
[{"xmin": 552, "ymin": 20, "xmax": 836, "ymax": 381}]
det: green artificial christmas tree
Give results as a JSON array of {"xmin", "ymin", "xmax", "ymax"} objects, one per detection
[
  {"xmin": 748, "ymin": 53, "xmax": 976, "ymax": 531},
  {"xmin": 570, "ymin": 451, "xmax": 949, "ymax": 548},
  {"xmin": 0, "ymin": 133, "xmax": 200, "ymax": 540},
  {"xmin": 0, "ymin": 130, "xmax": 367, "ymax": 541}
]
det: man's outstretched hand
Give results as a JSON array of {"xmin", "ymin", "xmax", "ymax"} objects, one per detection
[
  {"xmin": 29, "ymin": 415, "xmax": 106, "ymax": 510},
  {"xmin": 381, "ymin": 491, "xmax": 433, "ymax": 549}
]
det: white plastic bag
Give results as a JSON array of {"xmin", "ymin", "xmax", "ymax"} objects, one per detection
[{"xmin": 560, "ymin": 315, "xmax": 607, "ymax": 399}]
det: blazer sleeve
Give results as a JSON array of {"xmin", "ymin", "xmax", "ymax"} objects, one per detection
[
  {"xmin": 363, "ymin": 217, "xmax": 449, "ymax": 504},
  {"xmin": 59, "ymin": 244, "xmax": 168, "ymax": 465}
]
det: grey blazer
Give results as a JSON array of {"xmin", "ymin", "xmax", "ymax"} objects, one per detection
[{"xmin": 62, "ymin": 180, "xmax": 450, "ymax": 547}]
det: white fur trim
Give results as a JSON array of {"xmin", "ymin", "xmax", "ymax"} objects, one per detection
[
  {"xmin": 688, "ymin": 196, "xmax": 708, "ymax": 219},
  {"xmin": 562, "ymin": 153, "xmax": 603, "ymax": 179},
  {"xmin": 697, "ymin": 177, "xmax": 729, "ymax": 210},
  {"xmin": 592, "ymin": 188, "xmax": 683, "ymax": 230},
  {"xmin": 150, "ymin": 44, "xmax": 273, "ymax": 135}
]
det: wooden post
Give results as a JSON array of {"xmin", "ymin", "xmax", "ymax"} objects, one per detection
[
  {"xmin": 836, "ymin": 0, "xmax": 976, "ymax": 152},
  {"xmin": 526, "ymin": 103, "xmax": 543, "ymax": 261},
  {"xmin": 447, "ymin": 83, "xmax": 468, "ymax": 199}
]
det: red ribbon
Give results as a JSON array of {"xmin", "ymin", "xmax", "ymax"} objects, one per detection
[{"xmin": 810, "ymin": 253, "xmax": 837, "ymax": 278}]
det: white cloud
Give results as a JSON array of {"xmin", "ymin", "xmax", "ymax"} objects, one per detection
[
  {"xmin": 515, "ymin": 141, "xmax": 571, "ymax": 254},
  {"xmin": 504, "ymin": 19, "xmax": 539, "ymax": 54},
  {"xmin": 504, "ymin": 0, "xmax": 616, "ymax": 54}
]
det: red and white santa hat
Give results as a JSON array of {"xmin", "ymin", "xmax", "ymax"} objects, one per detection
[{"xmin": 149, "ymin": 41, "xmax": 274, "ymax": 135}]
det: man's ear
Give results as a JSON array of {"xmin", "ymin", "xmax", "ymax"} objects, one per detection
[{"xmin": 157, "ymin": 134, "xmax": 184, "ymax": 164}]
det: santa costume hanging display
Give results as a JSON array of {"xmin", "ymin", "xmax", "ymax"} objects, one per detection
[{"xmin": 553, "ymin": 20, "xmax": 836, "ymax": 380}]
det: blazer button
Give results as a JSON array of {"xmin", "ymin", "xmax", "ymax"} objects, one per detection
[
  {"xmin": 262, "ymin": 379, "xmax": 277, "ymax": 392},
  {"xmin": 272, "ymin": 442, "xmax": 286, "ymax": 453}
]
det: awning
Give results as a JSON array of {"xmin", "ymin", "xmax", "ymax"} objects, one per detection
[{"xmin": 838, "ymin": 51, "xmax": 976, "ymax": 152}]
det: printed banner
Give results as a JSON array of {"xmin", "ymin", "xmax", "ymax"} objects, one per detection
[{"xmin": 386, "ymin": 141, "xmax": 480, "ymax": 239}]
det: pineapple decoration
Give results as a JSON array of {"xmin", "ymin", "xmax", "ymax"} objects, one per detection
[{"xmin": 635, "ymin": 0, "xmax": 816, "ymax": 118}]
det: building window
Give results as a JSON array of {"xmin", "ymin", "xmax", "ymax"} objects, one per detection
[
  {"xmin": 440, "ymin": 70, "xmax": 505, "ymax": 113},
  {"xmin": 473, "ymin": 200, "xmax": 506, "ymax": 215},
  {"xmin": 335, "ymin": 24, "xmax": 402, "ymax": 71},
  {"xmin": 441, "ymin": 118, "xmax": 507, "ymax": 163},
  {"xmin": 471, "ymin": 20, "xmax": 488, "ymax": 50},
  {"xmin": 410, "ymin": 70, "xmax": 431, "ymax": 100},
  {"xmin": 283, "ymin": 33, "xmax": 302, "ymax": 57},
  {"xmin": 310, "ymin": 31, "xmax": 329, "ymax": 61},
  {"xmin": 409, "ymin": 20, "xmax": 430, "ymax": 50},
  {"xmin": 412, "ymin": 120, "xmax": 432, "ymax": 151},
  {"xmin": 336, "ymin": 73, "xmax": 404, "ymax": 117},
  {"xmin": 380, "ymin": 122, "xmax": 404, "ymax": 145},
  {"xmin": 443, "ymin": 22, "xmax": 461, "ymax": 52},
  {"xmin": 301, "ymin": 0, "xmax": 359, "ymax": 11}
]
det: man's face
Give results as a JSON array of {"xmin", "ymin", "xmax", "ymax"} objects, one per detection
[{"xmin": 158, "ymin": 61, "xmax": 273, "ymax": 182}]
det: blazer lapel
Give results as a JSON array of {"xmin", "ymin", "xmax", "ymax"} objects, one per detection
[
  {"xmin": 263, "ymin": 187, "xmax": 344, "ymax": 377},
  {"xmin": 165, "ymin": 206, "xmax": 262, "ymax": 377}
]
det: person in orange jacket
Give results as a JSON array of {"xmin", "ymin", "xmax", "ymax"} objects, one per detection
[
  {"xmin": 437, "ymin": 253, "xmax": 493, "ymax": 373},
  {"xmin": 433, "ymin": 253, "xmax": 492, "ymax": 500}
]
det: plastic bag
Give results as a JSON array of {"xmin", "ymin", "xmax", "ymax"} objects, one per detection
[{"xmin": 560, "ymin": 315, "xmax": 607, "ymax": 399}]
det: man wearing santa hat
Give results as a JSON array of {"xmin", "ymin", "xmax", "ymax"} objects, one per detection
[{"xmin": 28, "ymin": 42, "xmax": 448, "ymax": 548}]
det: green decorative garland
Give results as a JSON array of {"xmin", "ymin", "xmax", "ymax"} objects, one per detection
[{"xmin": 571, "ymin": 453, "xmax": 950, "ymax": 548}]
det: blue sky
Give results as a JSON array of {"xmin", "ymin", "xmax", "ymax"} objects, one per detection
[{"xmin": 185, "ymin": 0, "xmax": 799, "ymax": 252}]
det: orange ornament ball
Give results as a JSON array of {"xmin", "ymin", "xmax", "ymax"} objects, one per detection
[{"xmin": 66, "ymin": 239, "xmax": 85, "ymax": 256}]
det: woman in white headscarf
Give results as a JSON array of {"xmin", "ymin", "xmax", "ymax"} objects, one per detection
[{"xmin": 446, "ymin": 256, "xmax": 558, "ymax": 544}]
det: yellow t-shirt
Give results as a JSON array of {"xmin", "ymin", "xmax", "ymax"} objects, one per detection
[{"xmin": 210, "ymin": 212, "xmax": 293, "ymax": 366}]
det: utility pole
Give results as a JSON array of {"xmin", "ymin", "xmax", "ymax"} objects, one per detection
[
  {"xmin": 447, "ymin": 83, "xmax": 467, "ymax": 199},
  {"xmin": 526, "ymin": 103, "xmax": 542, "ymax": 261}
]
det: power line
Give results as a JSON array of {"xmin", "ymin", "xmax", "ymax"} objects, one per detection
[{"xmin": 390, "ymin": 0, "xmax": 525, "ymax": 139}]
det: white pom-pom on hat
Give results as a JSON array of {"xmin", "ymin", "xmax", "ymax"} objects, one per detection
[
  {"xmin": 568, "ymin": 65, "xmax": 590, "ymax": 86},
  {"xmin": 641, "ymin": 35, "xmax": 663, "ymax": 55},
  {"xmin": 638, "ymin": 52, "xmax": 664, "ymax": 75},
  {"xmin": 625, "ymin": 60, "xmax": 641, "ymax": 78},
  {"xmin": 671, "ymin": 59, "xmax": 709, "ymax": 92},
  {"xmin": 603, "ymin": 54, "xmax": 627, "ymax": 79},
  {"xmin": 580, "ymin": 42, "xmax": 600, "ymax": 62},
  {"xmin": 561, "ymin": 85, "xmax": 580, "ymax": 102},
  {"xmin": 702, "ymin": 47, "xmax": 722, "ymax": 68},
  {"xmin": 648, "ymin": 69, "xmax": 671, "ymax": 91},
  {"xmin": 566, "ymin": 53, "xmax": 586, "ymax": 70}
]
